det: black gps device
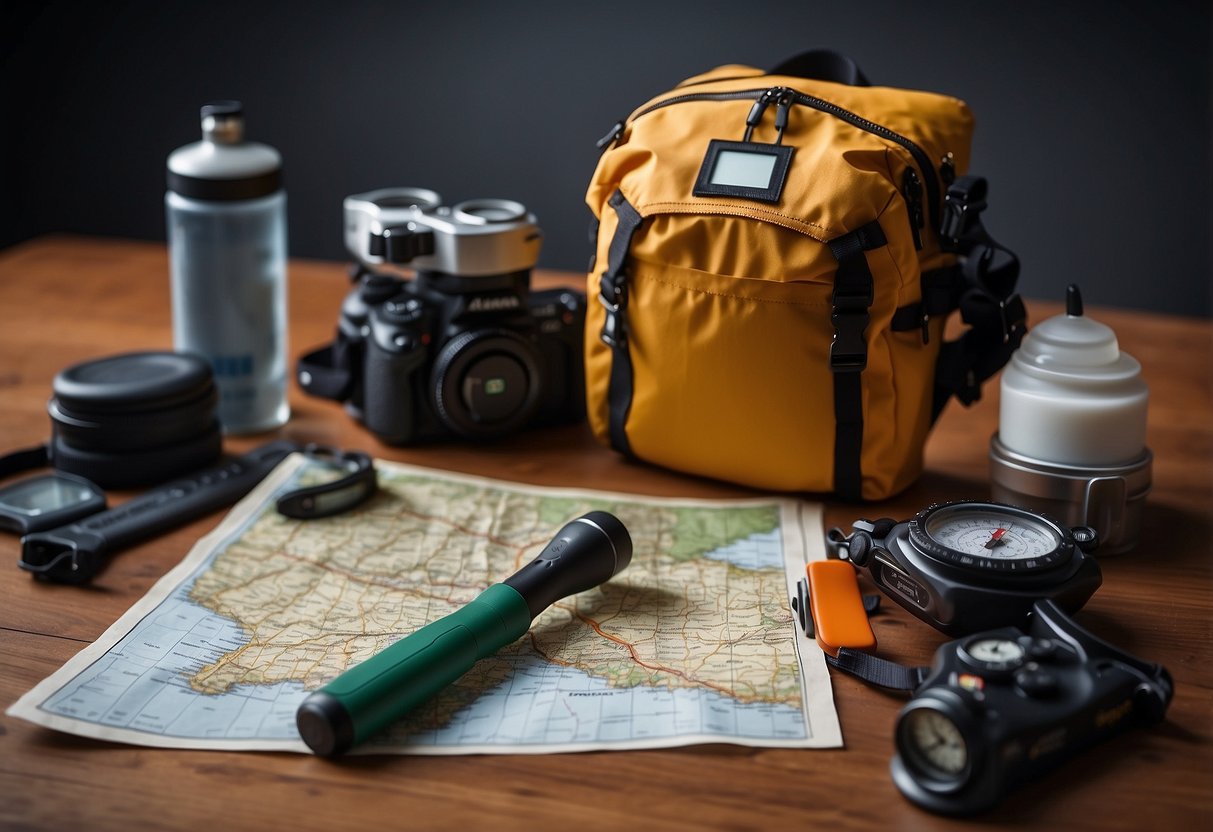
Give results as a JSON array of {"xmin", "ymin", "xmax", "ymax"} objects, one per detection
[{"xmin": 0, "ymin": 472, "xmax": 107, "ymax": 535}]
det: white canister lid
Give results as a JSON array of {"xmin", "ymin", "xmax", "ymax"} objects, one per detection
[{"xmin": 999, "ymin": 285, "xmax": 1148, "ymax": 466}]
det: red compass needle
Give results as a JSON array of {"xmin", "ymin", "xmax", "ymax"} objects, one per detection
[{"xmin": 984, "ymin": 527, "xmax": 1009, "ymax": 549}]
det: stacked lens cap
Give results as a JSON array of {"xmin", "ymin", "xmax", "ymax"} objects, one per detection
[{"xmin": 48, "ymin": 351, "xmax": 221, "ymax": 489}]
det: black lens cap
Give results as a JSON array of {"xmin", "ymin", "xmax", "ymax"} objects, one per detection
[
  {"xmin": 46, "ymin": 351, "xmax": 222, "ymax": 489},
  {"xmin": 52, "ymin": 351, "xmax": 214, "ymax": 414}
]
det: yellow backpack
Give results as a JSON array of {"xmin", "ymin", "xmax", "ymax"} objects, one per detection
[{"xmin": 584, "ymin": 50, "xmax": 1025, "ymax": 500}]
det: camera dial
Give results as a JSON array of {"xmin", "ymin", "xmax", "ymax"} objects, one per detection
[
  {"xmin": 452, "ymin": 199, "xmax": 527, "ymax": 225},
  {"xmin": 960, "ymin": 637, "xmax": 1024, "ymax": 669},
  {"xmin": 897, "ymin": 700, "xmax": 973, "ymax": 786}
]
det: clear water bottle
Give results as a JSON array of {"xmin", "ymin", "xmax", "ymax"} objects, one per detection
[{"xmin": 166, "ymin": 101, "xmax": 288, "ymax": 434}]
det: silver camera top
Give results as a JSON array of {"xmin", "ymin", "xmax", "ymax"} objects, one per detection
[{"xmin": 343, "ymin": 187, "xmax": 542, "ymax": 277}]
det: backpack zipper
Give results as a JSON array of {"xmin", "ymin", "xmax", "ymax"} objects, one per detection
[
  {"xmin": 604, "ymin": 85, "xmax": 943, "ymax": 235},
  {"xmin": 902, "ymin": 167, "xmax": 924, "ymax": 250}
]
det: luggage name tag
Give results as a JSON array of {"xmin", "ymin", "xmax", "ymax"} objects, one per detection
[{"xmin": 693, "ymin": 88, "xmax": 796, "ymax": 204}]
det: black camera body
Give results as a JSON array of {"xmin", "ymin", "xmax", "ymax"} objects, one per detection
[
  {"xmin": 892, "ymin": 599, "xmax": 1172, "ymax": 815},
  {"xmin": 337, "ymin": 269, "xmax": 585, "ymax": 444},
  {"xmin": 299, "ymin": 189, "xmax": 586, "ymax": 443}
]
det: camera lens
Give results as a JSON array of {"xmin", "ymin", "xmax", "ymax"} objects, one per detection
[
  {"xmin": 461, "ymin": 355, "xmax": 529, "ymax": 422},
  {"xmin": 452, "ymin": 199, "xmax": 527, "ymax": 225},
  {"xmin": 432, "ymin": 330, "xmax": 542, "ymax": 438}
]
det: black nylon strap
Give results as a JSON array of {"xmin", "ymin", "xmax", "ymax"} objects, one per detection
[
  {"xmin": 0, "ymin": 444, "xmax": 50, "ymax": 480},
  {"xmin": 890, "ymin": 267, "xmax": 966, "ymax": 338},
  {"xmin": 599, "ymin": 191, "xmax": 643, "ymax": 457},
  {"xmin": 931, "ymin": 176, "xmax": 1026, "ymax": 419},
  {"xmin": 296, "ymin": 343, "xmax": 355, "ymax": 402},
  {"xmin": 826, "ymin": 647, "xmax": 928, "ymax": 691},
  {"xmin": 826, "ymin": 221, "xmax": 885, "ymax": 500}
]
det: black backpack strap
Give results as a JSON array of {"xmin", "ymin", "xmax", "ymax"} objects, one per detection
[
  {"xmin": 826, "ymin": 221, "xmax": 887, "ymax": 501},
  {"xmin": 770, "ymin": 49, "xmax": 871, "ymax": 87},
  {"xmin": 925, "ymin": 176, "xmax": 1026, "ymax": 419},
  {"xmin": 598, "ymin": 190, "xmax": 644, "ymax": 457}
]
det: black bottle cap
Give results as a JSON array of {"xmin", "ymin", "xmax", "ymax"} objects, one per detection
[
  {"xmin": 1066, "ymin": 284, "xmax": 1084, "ymax": 317},
  {"xmin": 200, "ymin": 100, "xmax": 243, "ymax": 120}
]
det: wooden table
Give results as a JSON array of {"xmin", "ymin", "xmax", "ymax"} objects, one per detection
[{"xmin": 1, "ymin": 236, "xmax": 1209, "ymax": 830}]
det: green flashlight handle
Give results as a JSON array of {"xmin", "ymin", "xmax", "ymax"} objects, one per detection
[
  {"xmin": 296, "ymin": 583, "xmax": 531, "ymax": 756},
  {"xmin": 296, "ymin": 511, "xmax": 632, "ymax": 756}
]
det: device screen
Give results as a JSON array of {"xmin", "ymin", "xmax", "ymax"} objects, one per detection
[{"xmin": 0, "ymin": 473, "xmax": 107, "ymax": 534}]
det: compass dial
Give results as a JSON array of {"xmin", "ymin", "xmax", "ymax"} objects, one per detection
[
  {"xmin": 909, "ymin": 502, "xmax": 1071, "ymax": 573},
  {"xmin": 900, "ymin": 707, "xmax": 969, "ymax": 781},
  {"xmin": 961, "ymin": 637, "xmax": 1026, "ymax": 672}
]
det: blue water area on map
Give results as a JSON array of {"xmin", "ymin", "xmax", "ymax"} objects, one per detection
[
  {"xmin": 39, "ymin": 589, "xmax": 308, "ymax": 739},
  {"xmin": 700, "ymin": 529, "xmax": 784, "ymax": 571},
  {"xmin": 386, "ymin": 653, "xmax": 807, "ymax": 748},
  {"xmin": 41, "ymin": 593, "xmax": 806, "ymax": 745}
]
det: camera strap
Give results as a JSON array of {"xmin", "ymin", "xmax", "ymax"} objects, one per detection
[
  {"xmin": 826, "ymin": 648, "xmax": 928, "ymax": 692},
  {"xmin": 297, "ymin": 343, "xmax": 355, "ymax": 401}
]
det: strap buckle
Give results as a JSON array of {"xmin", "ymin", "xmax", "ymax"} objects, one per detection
[
  {"xmin": 939, "ymin": 176, "xmax": 989, "ymax": 251},
  {"xmin": 829, "ymin": 284, "xmax": 873, "ymax": 372},
  {"xmin": 598, "ymin": 275, "xmax": 628, "ymax": 349},
  {"xmin": 829, "ymin": 309, "xmax": 869, "ymax": 372}
]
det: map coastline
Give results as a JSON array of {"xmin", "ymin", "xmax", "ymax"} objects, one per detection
[{"xmin": 7, "ymin": 455, "xmax": 841, "ymax": 753}]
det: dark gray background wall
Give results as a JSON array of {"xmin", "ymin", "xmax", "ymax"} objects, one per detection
[{"xmin": 3, "ymin": 0, "xmax": 1210, "ymax": 316}]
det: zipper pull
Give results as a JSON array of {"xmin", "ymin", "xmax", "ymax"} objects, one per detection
[
  {"xmin": 773, "ymin": 88, "xmax": 794, "ymax": 144},
  {"xmin": 596, "ymin": 119, "xmax": 626, "ymax": 150},
  {"xmin": 940, "ymin": 152, "xmax": 956, "ymax": 186},
  {"xmin": 744, "ymin": 88, "xmax": 779, "ymax": 142},
  {"xmin": 902, "ymin": 167, "xmax": 924, "ymax": 250}
]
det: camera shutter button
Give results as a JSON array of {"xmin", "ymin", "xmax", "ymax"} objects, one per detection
[{"xmin": 392, "ymin": 333, "xmax": 418, "ymax": 351}]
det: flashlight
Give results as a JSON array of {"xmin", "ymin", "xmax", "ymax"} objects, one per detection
[{"xmin": 296, "ymin": 511, "xmax": 632, "ymax": 756}]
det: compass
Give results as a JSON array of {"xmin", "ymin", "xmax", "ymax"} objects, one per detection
[
  {"xmin": 909, "ymin": 501, "xmax": 1091, "ymax": 574},
  {"xmin": 830, "ymin": 500, "xmax": 1103, "ymax": 636}
]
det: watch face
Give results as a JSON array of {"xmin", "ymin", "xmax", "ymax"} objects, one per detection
[
  {"xmin": 900, "ymin": 707, "xmax": 969, "ymax": 782},
  {"xmin": 909, "ymin": 502, "xmax": 1070, "ymax": 573},
  {"xmin": 961, "ymin": 637, "xmax": 1026, "ymax": 672}
]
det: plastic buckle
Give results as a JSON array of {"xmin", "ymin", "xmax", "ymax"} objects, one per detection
[
  {"xmin": 598, "ymin": 276, "xmax": 628, "ymax": 349},
  {"xmin": 1002, "ymin": 293, "xmax": 1027, "ymax": 343},
  {"xmin": 830, "ymin": 296, "xmax": 870, "ymax": 372},
  {"xmin": 939, "ymin": 179, "xmax": 988, "ymax": 251}
]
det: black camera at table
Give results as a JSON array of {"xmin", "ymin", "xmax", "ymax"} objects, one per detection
[
  {"xmin": 891, "ymin": 599, "xmax": 1172, "ymax": 815},
  {"xmin": 298, "ymin": 188, "xmax": 586, "ymax": 444}
]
